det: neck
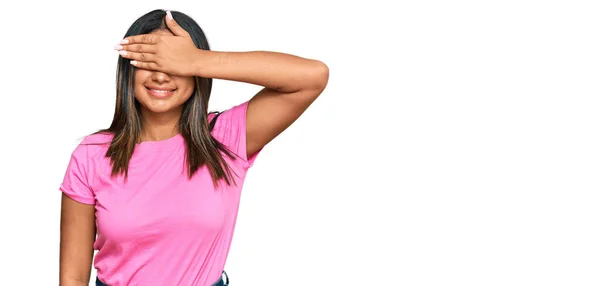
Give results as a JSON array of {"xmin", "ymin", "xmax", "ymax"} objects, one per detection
[{"xmin": 139, "ymin": 107, "xmax": 181, "ymax": 142}]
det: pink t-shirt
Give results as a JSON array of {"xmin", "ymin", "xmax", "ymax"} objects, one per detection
[{"xmin": 59, "ymin": 101, "xmax": 259, "ymax": 286}]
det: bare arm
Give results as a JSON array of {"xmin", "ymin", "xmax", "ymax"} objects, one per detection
[
  {"xmin": 118, "ymin": 15, "xmax": 329, "ymax": 157},
  {"xmin": 59, "ymin": 194, "xmax": 96, "ymax": 286},
  {"xmin": 193, "ymin": 50, "xmax": 329, "ymax": 157}
]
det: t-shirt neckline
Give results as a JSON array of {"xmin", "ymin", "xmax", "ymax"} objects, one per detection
[{"xmin": 136, "ymin": 133, "xmax": 184, "ymax": 152}]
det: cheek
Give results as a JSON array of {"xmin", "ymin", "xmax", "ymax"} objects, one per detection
[
  {"xmin": 134, "ymin": 69, "xmax": 152, "ymax": 85},
  {"xmin": 179, "ymin": 77, "xmax": 195, "ymax": 91},
  {"xmin": 133, "ymin": 70, "xmax": 152, "ymax": 98},
  {"xmin": 175, "ymin": 78, "xmax": 196, "ymax": 99}
]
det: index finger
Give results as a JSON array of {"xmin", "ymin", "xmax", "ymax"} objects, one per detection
[{"xmin": 121, "ymin": 34, "xmax": 157, "ymax": 45}]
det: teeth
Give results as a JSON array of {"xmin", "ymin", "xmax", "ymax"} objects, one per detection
[{"xmin": 152, "ymin": 89, "xmax": 170, "ymax": 93}]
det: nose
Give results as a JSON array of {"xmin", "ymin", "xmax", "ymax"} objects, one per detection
[{"xmin": 151, "ymin": 71, "xmax": 171, "ymax": 83}]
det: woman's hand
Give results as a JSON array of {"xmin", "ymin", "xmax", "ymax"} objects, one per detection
[{"xmin": 115, "ymin": 11, "xmax": 204, "ymax": 76}]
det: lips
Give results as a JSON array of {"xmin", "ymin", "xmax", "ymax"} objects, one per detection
[{"xmin": 145, "ymin": 85, "xmax": 176, "ymax": 98}]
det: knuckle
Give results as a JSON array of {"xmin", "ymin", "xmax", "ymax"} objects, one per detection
[{"xmin": 140, "ymin": 53, "xmax": 146, "ymax": 61}]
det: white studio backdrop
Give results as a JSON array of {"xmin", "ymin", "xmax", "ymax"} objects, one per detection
[{"xmin": 0, "ymin": 0, "xmax": 599, "ymax": 285}]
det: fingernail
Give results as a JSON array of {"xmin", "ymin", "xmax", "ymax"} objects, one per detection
[
  {"xmin": 119, "ymin": 50, "xmax": 127, "ymax": 56},
  {"xmin": 131, "ymin": 60, "xmax": 138, "ymax": 65},
  {"xmin": 120, "ymin": 39, "xmax": 129, "ymax": 44},
  {"xmin": 166, "ymin": 11, "xmax": 173, "ymax": 20},
  {"xmin": 114, "ymin": 45, "xmax": 123, "ymax": 50}
]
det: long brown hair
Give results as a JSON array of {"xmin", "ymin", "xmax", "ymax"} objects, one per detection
[{"xmin": 94, "ymin": 9, "xmax": 237, "ymax": 186}]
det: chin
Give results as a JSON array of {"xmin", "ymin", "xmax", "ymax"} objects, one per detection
[
  {"xmin": 137, "ymin": 99, "xmax": 180, "ymax": 114},
  {"xmin": 134, "ymin": 89, "xmax": 192, "ymax": 115},
  {"xmin": 148, "ymin": 105, "xmax": 180, "ymax": 114}
]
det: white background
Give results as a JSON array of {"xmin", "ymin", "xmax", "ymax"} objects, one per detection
[{"xmin": 0, "ymin": 0, "xmax": 599, "ymax": 285}]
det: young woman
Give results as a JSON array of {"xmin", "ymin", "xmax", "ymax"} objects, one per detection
[{"xmin": 58, "ymin": 9, "xmax": 328, "ymax": 286}]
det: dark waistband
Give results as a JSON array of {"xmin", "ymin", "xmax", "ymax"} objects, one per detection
[{"xmin": 96, "ymin": 270, "xmax": 229, "ymax": 286}]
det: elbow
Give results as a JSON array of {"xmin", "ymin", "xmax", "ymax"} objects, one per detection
[
  {"xmin": 310, "ymin": 60, "xmax": 329, "ymax": 92},
  {"xmin": 286, "ymin": 60, "xmax": 328, "ymax": 95}
]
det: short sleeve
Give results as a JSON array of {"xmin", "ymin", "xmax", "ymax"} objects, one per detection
[
  {"xmin": 59, "ymin": 139, "xmax": 95, "ymax": 204},
  {"xmin": 210, "ymin": 101, "xmax": 262, "ymax": 168}
]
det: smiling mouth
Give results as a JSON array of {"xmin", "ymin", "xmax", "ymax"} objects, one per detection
[
  {"xmin": 146, "ymin": 87, "xmax": 176, "ymax": 93},
  {"xmin": 145, "ymin": 86, "xmax": 177, "ymax": 98}
]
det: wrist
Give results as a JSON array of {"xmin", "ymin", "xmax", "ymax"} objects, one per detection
[{"xmin": 192, "ymin": 49, "xmax": 221, "ymax": 77}]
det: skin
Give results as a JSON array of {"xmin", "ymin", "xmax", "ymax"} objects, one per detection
[
  {"xmin": 59, "ymin": 12, "xmax": 328, "ymax": 286},
  {"xmin": 132, "ymin": 29, "xmax": 197, "ymax": 141}
]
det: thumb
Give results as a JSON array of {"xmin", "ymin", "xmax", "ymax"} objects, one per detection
[{"xmin": 165, "ymin": 11, "xmax": 189, "ymax": 37}]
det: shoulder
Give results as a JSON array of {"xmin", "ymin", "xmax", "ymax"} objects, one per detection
[
  {"xmin": 84, "ymin": 131, "xmax": 114, "ymax": 144},
  {"xmin": 60, "ymin": 132, "xmax": 113, "ymax": 203},
  {"xmin": 208, "ymin": 101, "xmax": 251, "ymax": 161},
  {"xmin": 72, "ymin": 131, "xmax": 114, "ymax": 159},
  {"xmin": 209, "ymin": 101, "xmax": 249, "ymax": 132}
]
